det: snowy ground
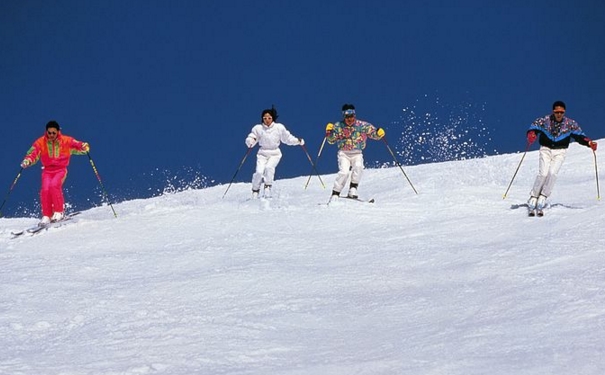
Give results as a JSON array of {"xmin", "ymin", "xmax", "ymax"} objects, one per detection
[{"xmin": 1, "ymin": 141, "xmax": 604, "ymax": 375}]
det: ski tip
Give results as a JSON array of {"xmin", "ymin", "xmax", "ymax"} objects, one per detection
[{"xmin": 11, "ymin": 230, "xmax": 25, "ymax": 237}]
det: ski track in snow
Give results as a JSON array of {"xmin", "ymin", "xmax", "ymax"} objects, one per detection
[{"xmin": 1, "ymin": 141, "xmax": 604, "ymax": 375}]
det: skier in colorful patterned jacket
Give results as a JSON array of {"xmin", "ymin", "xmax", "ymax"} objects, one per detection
[
  {"xmin": 245, "ymin": 107, "xmax": 304, "ymax": 199},
  {"xmin": 20, "ymin": 120, "xmax": 90, "ymax": 225},
  {"xmin": 325, "ymin": 104, "xmax": 385, "ymax": 202},
  {"xmin": 526, "ymin": 100, "xmax": 597, "ymax": 211}
]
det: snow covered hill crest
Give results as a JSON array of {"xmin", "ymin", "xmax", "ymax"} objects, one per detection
[{"xmin": 1, "ymin": 141, "xmax": 604, "ymax": 375}]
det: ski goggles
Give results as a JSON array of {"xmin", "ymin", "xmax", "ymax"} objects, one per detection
[{"xmin": 343, "ymin": 109, "xmax": 356, "ymax": 117}]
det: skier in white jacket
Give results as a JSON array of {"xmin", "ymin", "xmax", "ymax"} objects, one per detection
[{"xmin": 245, "ymin": 107, "xmax": 304, "ymax": 198}]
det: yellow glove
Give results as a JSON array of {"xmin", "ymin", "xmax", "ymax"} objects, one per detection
[
  {"xmin": 377, "ymin": 128, "xmax": 385, "ymax": 138},
  {"xmin": 20, "ymin": 159, "xmax": 31, "ymax": 168},
  {"xmin": 325, "ymin": 123, "xmax": 334, "ymax": 132},
  {"xmin": 82, "ymin": 142, "xmax": 90, "ymax": 152}
]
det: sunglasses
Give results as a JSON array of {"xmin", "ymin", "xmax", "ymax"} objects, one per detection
[
  {"xmin": 47, "ymin": 131, "xmax": 57, "ymax": 135},
  {"xmin": 553, "ymin": 111, "xmax": 565, "ymax": 114}
]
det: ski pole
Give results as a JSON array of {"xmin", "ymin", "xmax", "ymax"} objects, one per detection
[
  {"xmin": 382, "ymin": 138, "xmax": 418, "ymax": 194},
  {"xmin": 300, "ymin": 143, "xmax": 326, "ymax": 189},
  {"xmin": 0, "ymin": 167, "xmax": 23, "ymax": 217},
  {"xmin": 304, "ymin": 136, "xmax": 327, "ymax": 189},
  {"xmin": 222, "ymin": 147, "xmax": 253, "ymax": 198},
  {"xmin": 87, "ymin": 152, "xmax": 117, "ymax": 218},
  {"xmin": 593, "ymin": 149, "xmax": 600, "ymax": 200},
  {"xmin": 502, "ymin": 141, "xmax": 531, "ymax": 199}
]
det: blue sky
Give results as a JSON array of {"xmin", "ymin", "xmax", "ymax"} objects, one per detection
[{"xmin": 1, "ymin": 0, "xmax": 604, "ymax": 216}]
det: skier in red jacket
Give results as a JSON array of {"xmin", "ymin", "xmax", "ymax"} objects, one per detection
[{"xmin": 20, "ymin": 120, "xmax": 90, "ymax": 225}]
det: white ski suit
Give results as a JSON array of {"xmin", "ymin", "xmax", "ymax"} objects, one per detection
[{"xmin": 245, "ymin": 122, "xmax": 301, "ymax": 191}]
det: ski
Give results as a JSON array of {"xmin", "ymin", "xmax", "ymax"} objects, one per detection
[
  {"xmin": 343, "ymin": 196, "xmax": 375, "ymax": 203},
  {"xmin": 513, "ymin": 202, "xmax": 581, "ymax": 216},
  {"xmin": 30, "ymin": 214, "xmax": 79, "ymax": 234},
  {"xmin": 11, "ymin": 212, "xmax": 81, "ymax": 238},
  {"xmin": 27, "ymin": 225, "xmax": 47, "ymax": 234},
  {"xmin": 10, "ymin": 229, "xmax": 27, "ymax": 238},
  {"xmin": 323, "ymin": 196, "xmax": 375, "ymax": 205},
  {"xmin": 11, "ymin": 223, "xmax": 44, "ymax": 237}
]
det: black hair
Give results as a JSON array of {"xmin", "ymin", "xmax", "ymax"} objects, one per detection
[
  {"xmin": 341, "ymin": 103, "xmax": 355, "ymax": 112},
  {"xmin": 261, "ymin": 105, "xmax": 278, "ymax": 122},
  {"xmin": 46, "ymin": 120, "xmax": 60, "ymax": 131},
  {"xmin": 552, "ymin": 101, "xmax": 566, "ymax": 110}
]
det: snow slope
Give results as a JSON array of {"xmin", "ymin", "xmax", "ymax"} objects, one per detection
[{"xmin": 1, "ymin": 141, "xmax": 604, "ymax": 375}]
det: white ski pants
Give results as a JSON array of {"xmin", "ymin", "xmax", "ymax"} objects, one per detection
[
  {"xmin": 332, "ymin": 150, "xmax": 364, "ymax": 193},
  {"xmin": 530, "ymin": 146, "xmax": 567, "ymax": 198},
  {"xmin": 252, "ymin": 148, "xmax": 282, "ymax": 190}
]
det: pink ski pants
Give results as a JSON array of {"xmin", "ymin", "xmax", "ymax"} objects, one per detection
[{"xmin": 40, "ymin": 168, "xmax": 67, "ymax": 217}]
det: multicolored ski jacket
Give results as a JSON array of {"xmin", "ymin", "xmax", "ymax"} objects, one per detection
[
  {"xmin": 326, "ymin": 119, "xmax": 381, "ymax": 151},
  {"xmin": 23, "ymin": 132, "xmax": 88, "ymax": 171},
  {"xmin": 528, "ymin": 114, "xmax": 590, "ymax": 149}
]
